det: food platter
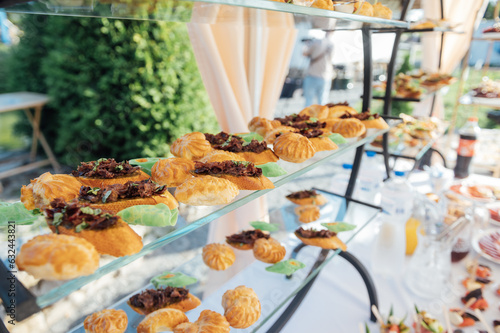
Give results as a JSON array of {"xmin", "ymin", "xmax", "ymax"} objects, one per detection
[
  {"xmin": 472, "ymin": 229, "xmax": 500, "ymax": 265},
  {"xmin": 450, "ymin": 184, "xmax": 500, "ymax": 203}
]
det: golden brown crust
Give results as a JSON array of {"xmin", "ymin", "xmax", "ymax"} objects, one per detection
[
  {"xmin": 47, "ymin": 218, "xmax": 143, "ymax": 257},
  {"xmin": 75, "ymin": 170, "xmax": 150, "ymax": 188},
  {"xmin": 309, "ymin": 136, "xmax": 338, "ymax": 152},
  {"xmin": 202, "ymin": 243, "xmax": 236, "ymax": 271},
  {"xmin": 294, "ymin": 205, "xmax": 320, "ymax": 223},
  {"xmin": 173, "ymin": 310, "xmax": 230, "ymax": 333},
  {"xmin": 174, "ymin": 176, "xmax": 239, "ymax": 206},
  {"xmin": 311, "ymin": 0, "xmax": 333, "ymax": 10},
  {"xmin": 199, "ymin": 150, "xmax": 246, "ymax": 163},
  {"xmin": 20, "ymin": 172, "xmax": 82, "ymax": 210},
  {"xmin": 84, "ymin": 309, "xmax": 128, "ymax": 333},
  {"xmin": 326, "ymin": 105, "xmax": 358, "ymax": 118},
  {"xmin": 137, "ymin": 309, "xmax": 188, "ymax": 333},
  {"xmin": 372, "ymin": 2, "xmax": 392, "ymax": 19},
  {"xmin": 248, "ymin": 117, "xmax": 281, "ymax": 137},
  {"xmin": 287, "ymin": 194, "xmax": 328, "ymax": 206},
  {"xmin": 219, "ymin": 174, "xmax": 274, "ymax": 191},
  {"xmin": 170, "ymin": 132, "xmax": 212, "ymax": 160},
  {"xmin": 16, "ymin": 234, "xmax": 99, "ymax": 281},
  {"xmin": 236, "ymin": 150, "xmax": 279, "ymax": 165},
  {"xmin": 151, "ymin": 158, "xmax": 195, "ymax": 187},
  {"xmin": 226, "ymin": 240, "xmax": 253, "ymax": 251},
  {"xmin": 263, "ymin": 126, "xmax": 297, "ymax": 144},
  {"xmin": 295, "ymin": 232, "xmax": 347, "ymax": 251},
  {"xmin": 330, "ymin": 119, "xmax": 366, "ymax": 138},
  {"xmin": 354, "ymin": 1, "xmax": 373, "ymax": 16},
  {"xmin": 273, "ymin": 132, "xmax": 316, "ymax": 163},
  {"xmin": 362, "ymin": 117, "xmax": 389, "ymax": 129},
  {"xmin": 320, "ymin": 118, "xmax": 342, "ymax": 133},
  {"xmin": 222, "ymin": 286, "xmax": 261, "ymax": 329},
  {"xmin": 252, "ymin": 238, "xmax": 286, "ymax": 264},
  {"xmin": 298, "ymin": 104, "xmax": 329, "ymax": 119},
  {"xmin": 129, "ymin": 293, "xmax": 201, "ymax": 316},
  {"xmin": 84, "ymin": 193, "xmax": 178, "ymax": 214}
]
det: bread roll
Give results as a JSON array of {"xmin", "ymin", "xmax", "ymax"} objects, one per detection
[
  {"xmin": 151, "ymin": 158, "xmax": 195, "ymax": 187},
  {"xmin": 84, "ymin": 309, "xmax": 128, "ymax": 333},
  {"xmin": 273, "ymin": 132, "xmax": 316, "ymax": 163},
  {"xmin": 174, "ymin": 310, "xmax": 230, "ymax": 333},
  {"xmin": 330, "ymin": 119, "xmax": 366, "ymax": 138},
  {"xmin": 298, "ymin": 104, "xmax": 329, "ymax": 119},
  {"xmin": 75, "ymin": 170, "xmax": 150, "ymax": 188},
  {"xmin": 16, "ymin": 234, "xmax": 99, "ymax": 280},
  {"xmin": 174, "ymin": 176, "xmax": 239, "ymax": 206},
  {"xmin": 137, "ymin": 309, "xmax": 188, "ymax": 333},
  {"xmin": 199, "ymin": 150, "xmax": 246, "ymax": 163}
]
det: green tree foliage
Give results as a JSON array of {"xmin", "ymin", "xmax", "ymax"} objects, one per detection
[{"xmin": 2, "ymin": 14, "xmax": 219, "ymax": 165}]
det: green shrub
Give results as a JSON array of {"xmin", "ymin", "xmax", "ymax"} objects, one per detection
[{"xmin": 2, "ymin": 14, "xmax": 219, "ymax": 165}]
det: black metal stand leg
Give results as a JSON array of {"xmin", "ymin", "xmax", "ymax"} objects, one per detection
[{"xmin": 338, "ymin": 251, "xmax": 378, "ymax": 323}]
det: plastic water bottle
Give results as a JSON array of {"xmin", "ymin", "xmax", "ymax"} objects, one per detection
[
  {"xmin": 329, "ymin": 164, "xmax": 352, "ymax": 196},
  {"xmin": 371, "ymin": 171, "xmax": 414, "ymax": 276},
  {"xmin": 357, "ymin": 151, "xmax": 385, "ymax": 205}
]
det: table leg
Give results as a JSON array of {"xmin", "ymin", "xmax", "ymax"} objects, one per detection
[
  {"xmin": 23, "ymin": 107, "xmax": 61, "ymax": 172},
  {"xmin": 25, "ymin": 107, "xmax": 41, "ymax": 162}
]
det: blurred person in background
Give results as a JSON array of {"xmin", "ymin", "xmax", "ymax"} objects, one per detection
[{"xmin": 302, "ymin": 30, "xmax": 334, "ymax": 107}]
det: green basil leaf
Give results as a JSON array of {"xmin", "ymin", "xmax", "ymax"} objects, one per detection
[
  {"xmin": 88, "ymin": 187, "xmax": 101, "ymax": 195},
  {"xmin": 115, "ymin": 165, "xmax": 124, "ymax": 171},
  {"xmin": 0, "ymin": 202, "xmax": 43, "ymax": 226},
  {"xmin": 255, "ymin": 162, "xmax": 287, "ymax": 178},
  {"xmin": 102, "ymin": 190, "xmax": 112, "ymax": 203},
  {"xmin": 75, "ymin": 222, "xmax": 89, "ymax": 233},
  {"xmin": 52, "ymin": 212, "xmax": 64, "ymax": 227},
  {"xmin": 118, "ymin": 204, "xmax": 178, "ymax": 227},
  {"xmin": 328, "ymin": 133, "xmax": 347, "ymax": 145},
  {"xmin": 80, "ymin": 206, "xmax": 101, "ymax": 215},
  {"xmin": 265, "ymin": 259, "xmax": 305, "ymax": 275},
  {"xmin": 151, "ymin": 271, "xmax": 198, "ymax": 289},
  {"xmin": 310, "ymin": 117, "xmax": 318, "ymax": 122},
  {"xmin": 250, "ymin": 221, "xmax": 279, "ymax": 232},
  {"xmin": 321, "ymin": 222, "xmax": 356, "ymax": 233},
  {"xmin": 238, "ymin": 132, "xmax": 264, "ymax": 143}
]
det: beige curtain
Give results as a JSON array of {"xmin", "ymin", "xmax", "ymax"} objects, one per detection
[
  {"xmin": 187, "ymin": 5, "xmax": 297, "ymax": 295},
  {"xmin": 414, "ymin": 0, "xmax": 488, "ymax": 118}
]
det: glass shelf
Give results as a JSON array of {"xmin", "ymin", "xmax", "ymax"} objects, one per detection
[
  {"xmin": 67, "ymin": 190, "xmax": 381, "ymax": 333},
  {"xmin": 370, "ymin": 92, "xmax": 436, "ymax": 103},
  {"xmin": 1, "ymin": 120, "xmax": 399, "ymax": 310},
  {"xmin": 4, "ymin": 0, "xmax": 409, "ymax": 28},
  {"xmin": 459, "ymin": 93, "xmax": 500, "ymax": 109}
]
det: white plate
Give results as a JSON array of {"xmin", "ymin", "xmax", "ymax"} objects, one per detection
[
  {"xmin": 470, "ymin": 96, "xmax": 500, "ymax": 107},
  {"xmin": 458, "ymin": 184, "xmax": 497, "ymax": 203},
  {"xmin": 472, "ymin": 229, "xmax": 500, "ymax": 265}
]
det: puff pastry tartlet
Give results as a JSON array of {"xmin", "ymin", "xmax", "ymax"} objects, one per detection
[
  {"xmin": 192, "ymin": 161, "xmax": 274, "ymax": 191},
  {"xmin": 174, "ymin": 176, "xmax": 239, "ymax": 206},
  {"xmin": 325, "ymin": 102, "xmax": 358, "ymax": 118},
  {"xmin": 298, "ymin": 104, "xmax": 329, "ymax": 119},
  {"xmin": 354, "ymin": 1, "xmax": 374, "ymax": 16},
  {"xmin": 198, "ymin": 150, "xmax": 246, "ymax": 163},
  {"xmin": 273, "ymin": 132, "xmax": 316, "ymax": 163},
  {"xmin": 151, "ymin": 157, "xmax": 195, "ymax": 187},
  {"xmin": 286, "ymin": 189, "xmax": 328, "ymax": 206},
  {"xmin": 308, "ymin": 134, "xmax": 338, "ymax": 152},
  {"xmin": 341, "ymin": 111, "xmax": 388, "ymax": 129},
  {"xmin": 202, "ymin": 243, "xmax": 236, "ymax": 271},
  {"xmin": 71, "ymin": 158, "xmax": 150, "ymax": 188},
  {"xmin": 253, "ymin": 238, "xmax": 286, "ymax": 264},
  {"xmin": 20, "ymin": 172, "xmax": 82, "ymax": 210},
  {"xmin": 226, "ymin": 229, "xmax": 270, "ymax": 250},
  {"xmin": 248, "ymin": 117, "xmax": 281, "ymax": 137},
  {"xmin": 128, "ymin": 287, "xmax": 201, "ymax": 315},
  {"xmin": 84, "ymin": 309, "xmax": 128, "ymax": 333},
  {"xmin": 222, "ymin": 286, "xmax": 261, "ymax": 329},
  {"xmin": 170, "ymin": 132, "xmax": 212, "ymax": 160},
  {"xmin": 137, "ymin": 308, "xmax": 188, "ymax": 333},
  {"xmin": 294, "ymin": 205, "xmax": 321, "ymax": 223},
  {"xmin": 174, "ymin": 310, "xmax": 230, "ymax": 333},
  {"xmin": 330, "ymin": 119, "xmax": 366, "ymax": 138},
  {"xmin": 373, "ymin": 2, "xmax": 392, "ymax": 19},
  {"xmin": 264, "ymin": 126, "xmax": 297, "ymax": 144},
  {"xmin": 16, "ymin": 234, "xmax": 99, "ymax": 281},
  {"xmin": 295, "ymin": 227, "xmax": 347, "ymax": 251}
]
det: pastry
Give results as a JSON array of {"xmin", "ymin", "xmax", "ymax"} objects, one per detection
[
  {"xmin": 137, "ymin": 309, "xmax": 188, "ymax": 333},
  {"xmin": 71, "ymin": 158, "xmax": 150, "ymax": 187},
  {"xmin": 202, "ymin": 243, "xmax": 236, "ymax": 271},
  {"xmin": 226, "ymin": 229, "xmax": 270, "ymax": 250},
  {"xmin": 273, "ymin": 132, "xmax": 316, "ymax": 163},
  {"xmin": 192, "ymin": 161, "xmax": 274, "ymax": 191},
  {"xmin": 294, "ymin": 205, "xmax": 320, "ymax": 223},
  {"xmin": 324, "ymin": 102, "xmax": 358, "ymax": 118},
  {"xmin": 174, "ymin": 176, "xmax": 239, "ymax": 206},
  {"xmin": 311, "ymin": 0, "xmax": 333, "ymax": 10},
  {"xmin": 274, "ymin": 114, "xmax": 311, "ymax": 127},
  {"xmin": 198, "ymin": 150, "xmax": 246, "ymax": 163},
  {"xmin": 342, "ymin": 111, "xmax": 388, "ymax": 129},
  {"xmin": 222, "ymin": 286, "xmax": 261, "ymax": 329},
  {"xmin": 173, "ymin": 310, "xmax": 230, "ymax": 333},
  {"xmin": 321, "ymin": 118, "xmax": 342, "ymax": 132},
  {"xmin": 252, "ymin": 238, "xmax": 286, "ymax": 264},
  {"xmin": 16, "ymin": 234, "xmax": 99, "ymax": 281},
  {"xmin": 20, "ymin": 172, "xmax": 82, "ymax": 210},
  {"xmin": 330, "ymin": 119, "xmax": 366, "ymax": 138},
  {"xmin": 286, "ymin": 189, "xmax": 328, "ymax": 206},
  {"xmin": 308, "ymin": 134, "xmax": 338, "ymax": 152},
  {"xmin": 78, "ymin": 179, "xmax": 178, "ymax": 214},
  {"xmin": 372, "ymin": 2, "xmax": 392, "ymax": 19},
  {"xmin": 204, "ymin": 131, "xmax": 278, "ymax": 165},
  {"xmin": 294, "ymin": 227, "xmax": 347, "ymax": 251},
  {"xmin": 45, "ymin": 199, "xmax": 143, "ymax": 257},
  {"xmin": 128, "ymin": 287, "xmax": 201, "ymax": 315},
  {"xmin": 84, "ymin": 309, "xmax": 128, "ymax": 333},
  {"xmin": 298, "ymin": 104, "xmax": 329, "ymax": 119},
  {"xmin": 170, "ymin": 132, "xmax": 212, "ymax": 160},
  {"xmin": 151, "ymin": 158, "xmax": 195, "ymax": 187},
  {"xmin": 263, "ymin": 126, "xmax": 297, "ymax": 144},
  {"xmin": 248, "ymin": 117, "xmax": 281, "ymax": 137},
  {"xmin": 354, "ymin": 1, "xmax": 373, "ymax": 16}
]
